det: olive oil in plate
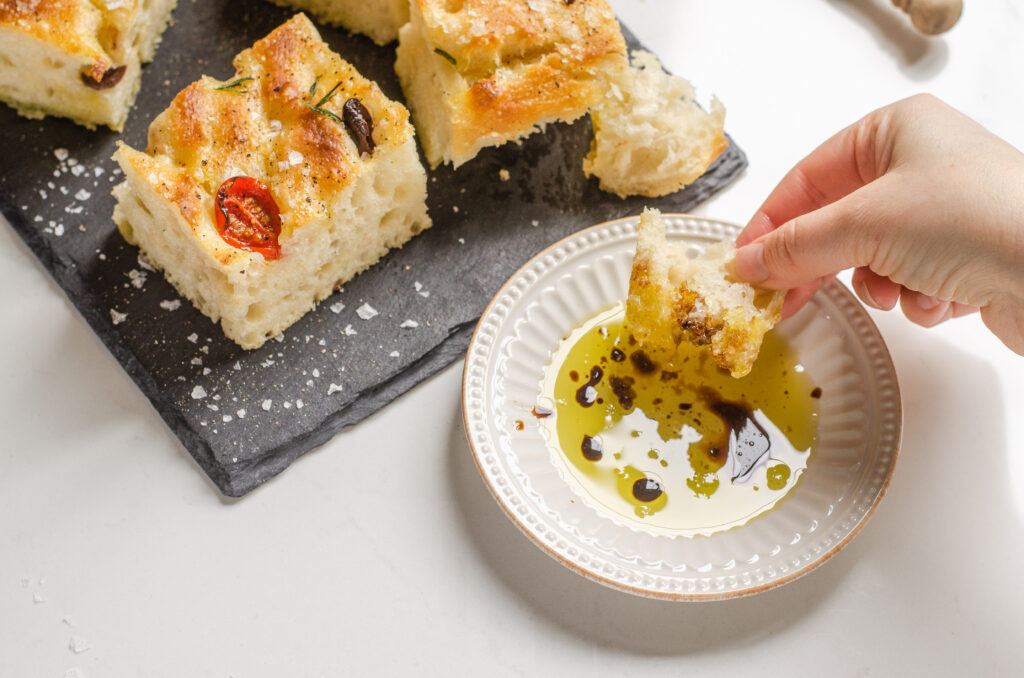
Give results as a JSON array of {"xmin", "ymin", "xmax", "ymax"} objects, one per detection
[{"xmin": 536, "ymin": 302, "xmax": 820, "ymax": 538}]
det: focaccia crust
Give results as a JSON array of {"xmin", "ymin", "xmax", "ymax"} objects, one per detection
[{"xmin": 396, "ymin": 0, "xmax": 627, "ymax": 167}]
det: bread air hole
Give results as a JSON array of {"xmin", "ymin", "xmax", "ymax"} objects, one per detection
[{"xmin": 246, "ymin": 302, "xmax": 267, "ymax": 323}]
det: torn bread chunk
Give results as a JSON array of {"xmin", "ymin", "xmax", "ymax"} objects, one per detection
[
  {"xmin": 112, "ymin": 13, "xmax": 431, "ymax": 349},
  {"xmin": 584, "ymin": 50, "xmax": 727, "ymax": 198},
  {"xmin": 626, "ymin": 209, "xmax": 784, "ymax": 378},
  {"xmin": 267, "ymin": 0, "xmax": 408, "ymax": 45},
  {"xmin": 395, "ymin": 0, "xmax": 627, "ymax": 168},
  {"xmin": 0, "ymin": 0, "xmax": 177, "ymax": 131}
]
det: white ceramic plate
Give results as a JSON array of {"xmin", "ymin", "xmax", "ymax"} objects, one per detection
[{"xmin": 462, "ymin": 214, "xmax": 901, "ymax": 601}]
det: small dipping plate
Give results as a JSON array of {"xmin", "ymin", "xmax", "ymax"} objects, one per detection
[{"xmin": 461, "ymin": 214, "xmax": 901, "ymax": 600}]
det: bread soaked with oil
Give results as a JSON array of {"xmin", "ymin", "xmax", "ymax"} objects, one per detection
[{"xmin": 626, "ymin": 209, "xmax": 784, "ymax": 378}]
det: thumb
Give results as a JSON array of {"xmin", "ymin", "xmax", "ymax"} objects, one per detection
[{"xmin": 733, "ymin": 188, "xmax": 879, "ymax": 290}]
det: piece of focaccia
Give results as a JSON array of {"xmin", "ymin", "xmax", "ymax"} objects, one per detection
[
  {"xmin": 112, "ymin": 13, "xmax": 431, "ymax": 349},
  {"xmin": 0, "ymin": 0, "xmax": 177, "ymax": 131},
  {"xmin": 267, "ymin": 0, "xmax": 408, "ymax": 45},
  {"xmin": 584, "ymin": 50, "xmax": 727, "ymax": 198},
  {"xmin": 395, "ymin": 0, "xmax": 627, "ymax": 168},
  {"xmin": 626, "ymin": 209, "xmax": 784, "ymax": 378}
]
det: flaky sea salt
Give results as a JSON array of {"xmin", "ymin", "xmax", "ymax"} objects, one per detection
[
  {"xmin": 400, "ymin": 320, "xmax": 419, "ymax": 329},
  {"xmin": 288, "ymin": 150, "xmax": 304, "ymax": 166},
  {"xmin": 343, "ymin": 324, "xmax": 356, "ymax": 336},
  {"xmin": 330, "ymin": 302, "xmax": 345, "ymax": 314},
  {"xmin": 261, "ymin": 399, "xmax": 272, "ymax": 411},
  {"xmin": 127, "ymin": 269, "xmax": 147, "ymax": 289},
  {"xmin": 160, "ymin": 300, "xmax": 181, "ymax": 311},
  {"xmin": 54, "ymin": 148, "xmax": 69, "ymax": 162},
  {"xmin": 414, "ymin": 282, "xmax": 430, "ymax": 298},
  {"xmin": 109, "ymin": 309, "xmax": 126, "ymax": 325},
  {"xmin": 389, "ymin": 351, "xmax": 400, "ymax": 358},
  {"xmin": 328, "ymin": 383, "xmax": 343, "ymax": 395},
  {"xmin": 187, "ymin": 333, "xmax": 198, "ymax": 343},
  {"xmin": 74, "ymin": 189, "xmax": 91, "ymax": 201},
  {"xmin": 68, "ymin": 636, "xmax": 90, "ymax": 654},
  {"xmin": 356, "ymin": 303, "xmax": 378, "ymax": 320},
  {"xmin": 191, "ymin": 386, "xmax": 207, "ymax": 400}
]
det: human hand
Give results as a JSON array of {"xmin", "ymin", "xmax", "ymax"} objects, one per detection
[{"xmin": 733, "ymin": 94, "xmax": 1024, "ymax": 355}]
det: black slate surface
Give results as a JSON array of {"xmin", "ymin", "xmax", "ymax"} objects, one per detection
[{"xmin": 0, "ymin": 2, "xmax": 746, "ymax": 496}]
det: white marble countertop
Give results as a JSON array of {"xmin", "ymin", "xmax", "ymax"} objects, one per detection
[{"xmin": 2, "ymin": 1, "xmax": 1023, "ymax": 676}]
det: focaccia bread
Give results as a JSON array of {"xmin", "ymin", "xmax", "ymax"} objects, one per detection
[
  {"xmin": 395, "ymin": 0, "xmax": 627, "ymax": 168},
  {"xmin": 626, "ymin": 209, "xmax": 784, "ymax": 378},
  {"xmin": 584, "ymin": 50, "xmax": 727, "ymax": 198},
  {"xmin": 267, "ymin": 0, "xmax": 408, "ymax": 45},
  {"xmin": 112, "ymin": 13, "xmax": 431, "ymax": 349},
  {"xmin": 0, "ymin": 0, "xmax": 177, "ymax": 131}
]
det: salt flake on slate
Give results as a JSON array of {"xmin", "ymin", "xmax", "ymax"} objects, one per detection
[
  {"xmin": 233, "ymin": 361, "xmax": 241, "ymax": 371},
  {"xmin": 69, "ymin": 636, "xmax": 91, "ymax": 654},
  {"xmin": 190, "ymin": 357, "xmax": 202, "ymax": 365},
  {"xmin": 389, "ymin": 351, "xmax": 400, "ymax": 358},
  {"xmin": 356, "ymin": 303, "xmax": 378, "ymax": 320},
  {"xmin": 400, "ymin": 319, "xmax": 418, "ymax": 329},
  {"xmin": 222, "ymin": 415, "xmax": 232, "ymax": 423},
  {"xmin": 191, "ymin": 386, "xmax": 207, "ymax": 400},
  {"xmin": 137, "ymin": 253, "xmax": 155, "ymax": 271},
  {"xmin": 109, "ymin": 309, "xmax": 126, "ymax": 325},
  {"xmin": 187, "ymin": 333, "xmax": 198, "ymax": 343},
  {"xmin": 237, "ymin": 409, "xmax": 246, "ymax": 419},
  {"xmin": 261, "ymin": 399, "xmax": 272, "ymax": 411},
  {"xmin": 296, "ymin": 400, "xmax": 304, "ymax": 409},
  {"xmin": 159, "ymin": 299, "xmax": 181, "ymax": 311},
  {"xmin": 343, "ymin": 324, "xmax": 356, "ymax": 336},
  {"xmin": 328, "ymin": 383, "xmax": 343, "ymax": 395},
  {"xmin": 33, "ymin": 592, "xmax": 48, "ymax": 603},
  {"xmin": 330, "ymin": 302, "xmax": 345, "ymax": 314},
  {"xmin": 53, "ymin": 223, "xmax": 65, "ymax": 236},
  {"xmin": 312, "ymin": 368, "xmax": 320, "ymax": 378},
  {"xmin": 414, "ymin": 281, "xmax": 430, "ymax": 298},
  {"xmin": 127, "ymin": 269, "xmax": 147, "ymax": 289},
  {"xmin": 74, "ymin": 189, "xmax": 91, "ymax": 201}
]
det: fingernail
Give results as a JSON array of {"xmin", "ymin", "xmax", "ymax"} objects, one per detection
[
  {"xmin": 917, "ymin": 294, "xmax": 941, "ymax": 310},
  {"xmin": 734, "ymin": 242, "xmax": 769, "ymax": 283},
  {"xmin": 856, "ymin": 280, "xmax": 882, "ymax": 310}
]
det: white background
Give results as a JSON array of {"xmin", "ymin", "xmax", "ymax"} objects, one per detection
[{"xmin": 3, "ymin": 1, "xmax": 1023, "ymax": 676}]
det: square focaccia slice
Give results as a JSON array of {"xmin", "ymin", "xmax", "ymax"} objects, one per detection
[
  {"xmin": 267, "ymin": 0, "xmax": 408, "ymax": 45},
  {"xmin": 395, "ymin": 0, "xmax": 627, "ymax": 168},
  {"xmin": 0, "ymin": 0, "xmax": 177, "ymax": 131},
  {"xmin": 112, "ymin": 13, "xmax": 431, "ymax": 350}
]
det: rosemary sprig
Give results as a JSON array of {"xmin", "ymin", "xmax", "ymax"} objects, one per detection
[
  {"xmin": 434, "ymin": 48, "xmax": 456, "ymax": 66},
  {"xmin": 303, "ymin": 76, "xmax": 345, "ymax": 125},
  {"xmin": 215, "ymin": 77, "xmax": 254, "ymax": 94}
]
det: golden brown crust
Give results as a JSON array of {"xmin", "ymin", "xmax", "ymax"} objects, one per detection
[
  {"xmin": 415, "ymin": 0, "xmax": 626, "ymax": 159},
  {"xmin": 0, "ymin": 0, "xmax": 140, "ymax": 80},
  {"xmin": 130, "ymin": 13, "xmax": 413, "ymax": 255}
]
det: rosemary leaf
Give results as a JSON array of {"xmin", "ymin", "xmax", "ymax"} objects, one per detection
[
  {"xmin": 215, "ymin": 77, "xmax": 254, "ymax": 94},
  {"xmin": 315, "ymin": 81, "xmax": 343, "ymax": 108},
  {"xmin": 302, "ymin": 99, "xmax": 345, "ymax": 126},
  {"xmin": 434, "ymin": 48, "xmax": 457, "ymax": 66}
]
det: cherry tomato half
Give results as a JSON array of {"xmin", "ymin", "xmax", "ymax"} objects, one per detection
[{"xmin": 214, "ymin": 176, "xmax": 282, "ymax": 260}]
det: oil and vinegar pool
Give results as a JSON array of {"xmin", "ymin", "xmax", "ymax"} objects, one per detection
[{"xmin": 535, "ymin": 302, "xmax": 820, "ymax": 538}]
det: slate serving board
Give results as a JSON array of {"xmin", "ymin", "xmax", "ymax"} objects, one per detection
[{"xmin": 0, "ymin": 2, "xmax": 746, "ymax": 496}]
